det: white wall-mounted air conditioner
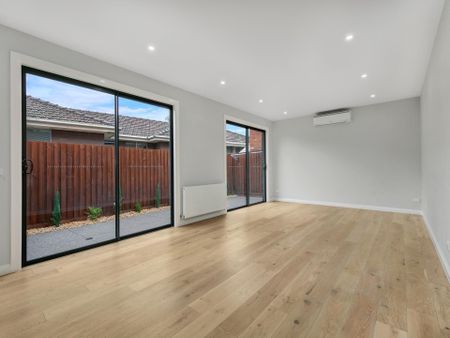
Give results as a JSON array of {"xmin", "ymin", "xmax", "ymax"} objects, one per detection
[{"xmin": 313, "ymin": 109, "xmax": 351, "ymax": 126}]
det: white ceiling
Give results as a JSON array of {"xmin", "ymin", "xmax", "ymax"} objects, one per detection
[{"xmin": 0, "ymin": 0, "xmax": 445, "ymax": 121}]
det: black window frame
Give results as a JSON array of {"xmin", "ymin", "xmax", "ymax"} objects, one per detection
[
  {"xmin": 22, "ymin": 66, "xmax": 175, "ymax": 266},
  {"xmin": 226, "ymin": 120, "xmax": 267, "ymax": 212}
]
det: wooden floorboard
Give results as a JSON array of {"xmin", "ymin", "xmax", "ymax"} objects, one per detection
[{"xmin": 0, "ymin": 202, "xmax": 449, "ymax": 337}]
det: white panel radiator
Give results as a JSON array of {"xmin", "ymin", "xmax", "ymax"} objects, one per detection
[{"xmin": 182, "ymin": 183, "xmax": 226, "ymax": 219}]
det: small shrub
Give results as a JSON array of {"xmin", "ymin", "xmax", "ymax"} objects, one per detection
[
  {"xmin": 51, "ymin": 191, "xmax": 62, "ymax": 227},
  {"xmin": 87, "ymin": 207, "xmax": 103, "ymax": 221},
  {"xmin": 135, "ymin": 202, "xmax": 142, "ymax": 213},
  {"xmin": 155, "ymin": 183, "xmax": 161, "ymax": 208}
]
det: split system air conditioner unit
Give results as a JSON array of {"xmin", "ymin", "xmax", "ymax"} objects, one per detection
[{"xmin": 313, "ymin": 109, "xmax": 351, "ymax": 126}]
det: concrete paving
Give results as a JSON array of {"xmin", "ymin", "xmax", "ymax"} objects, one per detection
[
  {"xmin": 227, "ymin": 195, "xmax": 264, "ymax": 210},
  {"xmin": 27, "ymin": 209, "xmax": 171, "ymax": 261}
]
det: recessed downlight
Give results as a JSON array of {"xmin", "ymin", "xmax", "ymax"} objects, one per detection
[
  {"xmin": 148, "ymin": 45, "xmax": 156, "ymax": 52},
  {"xmin": 283, "ymin": 111, "xmax": 288, "ymax": 115},
  {"xmin": 259, "ymin": 99, "xmax": 264, "ymax": 103},
  {"xmin": 220, "ymin": 80, "xmax": 226, "ymax": 85},
  {"xmin": 361, "ymin": 73, "xmax": 368, "ymax": 79},
  {"xmin": 345, "ymin": 34, "xmax": 354, "ymax": 41},
  {"xmin": 370, "ymin": 94, "xmax": 376, "ymax": 98}
]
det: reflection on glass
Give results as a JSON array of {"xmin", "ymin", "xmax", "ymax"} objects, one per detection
[
  {"xmin": 248, "ymin": 129, "xmax": 265, "ymax": 205},
  {"xmin": 226, "ymin": 123, "xmax": 247, "ymax": 210},
  {"xmin": 118, "ymin": 97, "xmax": 172, "ymax": 237},
  {"xmin": 25, "ymin": 72, "xmax": 116, "ymax": 262}
]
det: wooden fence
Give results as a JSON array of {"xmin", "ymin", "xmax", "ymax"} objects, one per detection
[
  {"xmin": 226, "ymin": 152, "xmax": 264, "ymax": 196},
  {"xmin": 26, "ymin": 141, "xmax": 264, "ymax": 229},
  {"xmin": 26, "ymin": 141, "xmax": 170, "ymax": 228}
]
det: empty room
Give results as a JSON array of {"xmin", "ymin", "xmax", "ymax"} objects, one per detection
[{"xmin": 0, "ymin": 0, "xmax": 449, "ymax": 337}]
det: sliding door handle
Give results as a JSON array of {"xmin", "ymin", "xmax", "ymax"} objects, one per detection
[{"xmin": 22, "ymin": 159, "xmax": 34, "ymax": 175}]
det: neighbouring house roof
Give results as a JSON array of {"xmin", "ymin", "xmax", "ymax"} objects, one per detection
[
  {"xmin": 225, "ymin": 129, "xmax": 247, "ymax": 146},
  {"xmin": 26, "ymin": 96, "xmax": 246, "ymax": 146}
]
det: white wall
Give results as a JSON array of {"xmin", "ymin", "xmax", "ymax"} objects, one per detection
[
  {"xmin": 0, "ymin": 24, "xmax": 271, "ymax": 272},
  {"xmin": 271, "ymin": 98, "xmax": 421, "ymax": 212},
  {"xmin": 421, "ymin": 0, "xmax": 450, "ymax": 276}
]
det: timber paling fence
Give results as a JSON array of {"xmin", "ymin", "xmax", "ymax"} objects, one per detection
[
  {"xmin": 226, "ymin": 152, "xmax": 264, "ymax": 196},
  {"xmin": 26, "ymin": 141, "xmax": 170, "ymax": 229},
  {"xmin": 26, "ymin": 141, "xmax": 264, "ymax": 229}
]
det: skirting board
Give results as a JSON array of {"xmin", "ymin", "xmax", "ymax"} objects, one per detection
[
  {"xmin": 275, "ymin": 198, "xmax": 422, "ymax": 215},
  {"xmin": 276, "ymin": 197, "xmax": 449, "ymax": 284},
  {"xmin": 422, "ymin": 214, "xmax": 450, "ymax": 284}
]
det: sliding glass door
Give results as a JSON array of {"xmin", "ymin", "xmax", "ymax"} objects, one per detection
[
  {"xmin": 226, "ymin": 123, "xmax": 247, "ymax": 209},
  {"xmin": 118, "ymin": 96, "xmax": 172, "ymax": 237},
  {"xmin": 248, "ymin": 128, "xmax": 265, "ymax": 205},
  {"xmin": 226, "ymin": 121, "xmax": 266, "ymax": 211},
  {"xmin": 22, "ymin": 67, "xmax": 173, "ymax": 265}
]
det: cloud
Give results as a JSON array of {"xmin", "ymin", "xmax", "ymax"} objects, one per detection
[
  {"xmin": 118, "ymin": 105, "xmax": 169, "ymax": 121},
  {"xmin": 26, "ymin": 74, "xmax": 170, "ymax": 121},
  {"xmin": 27, "ymin": 74, "xmax": 115, "ymax": 114},
  {"xmin": 226, "ymin": 124, "xmax": 246, "ymax": 135},
  {"xmin": 119, "ymin": 97, "xmax": 170, "ymax": 121}
]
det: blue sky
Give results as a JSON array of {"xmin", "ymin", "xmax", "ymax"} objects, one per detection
[
  {"xmin": 226, "ymin": 123, "xmax": 246, "ymax": 135},
  {"xmin": 26, "ymin": 74, "xmax": 170, "ymax": 121}
]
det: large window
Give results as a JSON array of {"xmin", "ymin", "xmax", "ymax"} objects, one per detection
[
  {"xmin": 118, "ymin": 97, "xmax": 172, "ymax": 237},
  {"xmin": 22, "ymin": 67, "xmax": 173, "ymax": 265},
  {"xmin": 226, "ymin": 121, "xmax": 266, "ymax": 210}
]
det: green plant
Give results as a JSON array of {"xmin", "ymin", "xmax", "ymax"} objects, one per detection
[
  {"xmin": 51, "ymin": 191, "xmax": 62, "ymax": 227},
  {"xmin": 87, "ymin": 207, "xmax": 103, "ymax": 221},
  {"xmin": 135, "ymin": 201, "xmax": 142, "ymax": 213},
  {"xmin": 155, "ymin": 183, "xmax": 161, "ymax": 208}
]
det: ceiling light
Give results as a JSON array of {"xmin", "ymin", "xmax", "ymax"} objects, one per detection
[
  {"xmin": 259, "ymin": 99, "xmax": 264, "ymax": 103},
  {"xmin": 220, "ymin": 80, "xmax": 226, "ymax": 85},
  {"xmin": 345, "ymin": 34, "xmax": 354, "ymax": 41},
  {"xmin": 148, "ymin": 45, "xmax": 156, "ymax": 52},
  {"xmin": 370, "ymin": 94, "xmax": 376, "ymax": 98},
  {"xmin": 283, "ymin": 111, "xmax": 288, "ymax": 115},
  {"xmin": 361, "ymin": 73, "xmax": 368, "ymax": 79}
]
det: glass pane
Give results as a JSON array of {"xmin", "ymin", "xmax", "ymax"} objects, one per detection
[
  {"xmin": 226, "ymin": 123, "xmax": 247, "ymax": 210},
  {"xmin": 118, "ymin": 97, "xmax": 172, "ymax": 237},
  {"xmin": 248, "ymin": 128, "xmax": 265, "ymax": 205},
  {"xmin": 25, "ymin": 72, "xmax": 116, "ymax": 262}
]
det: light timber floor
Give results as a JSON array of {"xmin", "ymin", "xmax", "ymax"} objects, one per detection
[{"xmin": 1, "ymin": 202, "xmax": 449, "ymax": 338}]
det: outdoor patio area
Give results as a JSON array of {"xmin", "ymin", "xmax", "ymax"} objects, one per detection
[{"xmin": 27, "ymin": 209, "xmax": 170, "ymax": 261}]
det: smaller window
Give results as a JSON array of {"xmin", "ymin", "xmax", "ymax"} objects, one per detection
[{"xmin": 26, "ymin": 128, "xmax": 51, "ymax": 142}]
